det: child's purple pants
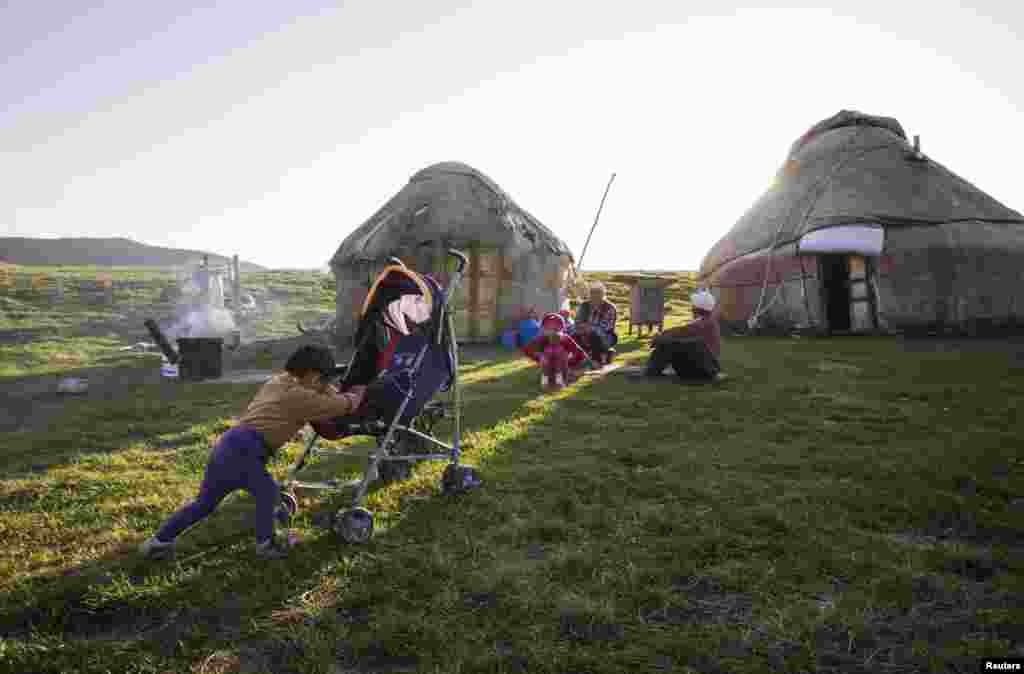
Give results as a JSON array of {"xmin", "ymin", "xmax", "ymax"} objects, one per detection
[{"xmin": 155, "ymin": 425, "xmax": 279, "ymax": 544}]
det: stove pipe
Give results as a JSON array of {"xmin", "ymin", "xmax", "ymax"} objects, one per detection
[{"xmin": 144, "ymin": 319, "xmax": 180, "ymax": 364}]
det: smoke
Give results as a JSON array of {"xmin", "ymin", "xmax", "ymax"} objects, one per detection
[
  {"xmin": 163, "ymin": 265, "xmax": 239, "ymax": 342},
  {"xmin": 167, "ymin": 306, "xmax": 238, "ymax": 341}
]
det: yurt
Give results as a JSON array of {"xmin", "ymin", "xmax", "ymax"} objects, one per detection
[
  {"xmin": 699, "ymin": 110, "xmax": 1024, "ymax": 335},
  {"xmin": 330, "ymin": 162, "xmax": 577, "ymax": 344}
]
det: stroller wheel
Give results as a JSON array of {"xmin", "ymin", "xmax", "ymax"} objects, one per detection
[
  {"xmin": 334, "ymin": 507, "xmax": 374, "ymax": 544},
  {"xmin": 441, "ymin": 464, "xmax": 483, "ymax": 495},
  {"xmin": 275, "ymin": 491, "xmax": 298, "ymax": 526}
]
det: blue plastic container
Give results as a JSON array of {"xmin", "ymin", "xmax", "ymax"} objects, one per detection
[{"xmin": 518, "ymin": 319, "xmax": 540, "ymax": 344}]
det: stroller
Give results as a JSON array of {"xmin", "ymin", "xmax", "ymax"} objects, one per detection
[{"xmin": 277, "ymin": 249, "xmax": 481, "ymax": 544}]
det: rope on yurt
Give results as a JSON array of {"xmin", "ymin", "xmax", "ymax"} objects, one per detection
[{"xmin": 746, "ymin": 127, "xmax": 871, "ymax": 331}]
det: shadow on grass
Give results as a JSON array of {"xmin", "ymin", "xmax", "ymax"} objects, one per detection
[
  {"xmin": 0, "ymin": 343, "xmax": 560, "ymax": 672},
  {"xmin": 9, "ymin": 331, "xmax": 1024, "ymax": 672},
  {"xmin": 0, "ymin": 370, "xmax": 252, "ymax": 474}
]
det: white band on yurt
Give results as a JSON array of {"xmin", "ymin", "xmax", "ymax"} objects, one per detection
[{"xmin": 797, "ymin": 225, "xmax": 885, "ymax": 256}]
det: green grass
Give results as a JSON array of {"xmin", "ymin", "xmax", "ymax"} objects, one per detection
[
  {"xmin": 0, "ymin": 335, "xmax": 156, "ymax": 378},
  {"xmin": 0, "ymin": 265, "xmax": 336, "ymax": 377},
  {"xmin": 1, "ymin": 270, "xmax": 1023, "ymax": 673}
]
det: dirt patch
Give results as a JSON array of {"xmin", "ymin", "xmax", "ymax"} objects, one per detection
[
  {"xmin": 639, "ymin": 576, "xmax": 757, "ymax": 628},
  {"xmin": 333, "ymin": 605, "xmax": 372, "ymax": 626},
  {"xmin": 0, "ymin": 606, "xmax": 53, "ymax": 640},
  {"xmin": 334, "ymin": 641, "xmax": 421, "ymax": 674},
  {"xmin": 66, "ymin": 597, "xmax": 245, "ymax": 646},
  {"xmin": 201, "ymin": 370, "xmax": 274, "ymax": 385},
  {"xmin": 558, "ymin": 609, "xmax": 625, "ymax": 642},
  {"xmin": 632, "ymin": 572, "xmax": 1024, "ymax": 672},
  {"xmin": 0, "ymin": 394, "xmax": 33, "ymax": 432},
  {"xmin": 60, "ymin": 605, "xmax": 169, "ymax": 641},
  {"xmin": 922, "ymin": 509, "xmax": 1024, "ymax": 549},
  {"xmin": 800, "ymin": 573, "xmax": 1024, "ymax": 671},
  {"xmin": 1, "ymin": 592, "xmax": 248, "ymax": 651},
  {"xmin": 462, "ymin": 591, "xmax": 499, "ymax": 611},
  {"xmin": 237, "ymin": 637, "xmax": 307, "ymax": 674},
  {"xmin": 806, "ymin": 599, "xmax": 1016, "ymax": 672}
]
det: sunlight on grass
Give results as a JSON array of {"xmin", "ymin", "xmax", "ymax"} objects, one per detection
[{"xmin": 2, "ymin": 269, "xmax": 1024, "ymax": 672}]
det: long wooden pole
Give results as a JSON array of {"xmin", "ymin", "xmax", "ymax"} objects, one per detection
[{"xmin": 577, "ymin": 172, "xmax": 616, "ymax": 273}]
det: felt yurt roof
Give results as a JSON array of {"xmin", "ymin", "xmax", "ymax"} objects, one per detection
[
  {"xmin": 701, "ymin": 110, "xmax": 1024, "ymax": 276},
  {"xmin": 331, "ymin": 161, "xmax": 573, "ymax": 268}
]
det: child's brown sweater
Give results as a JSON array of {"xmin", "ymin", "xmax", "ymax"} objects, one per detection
[{"xmin": 238, "ymin": 372, "xmax": 360, "ymax": 452}]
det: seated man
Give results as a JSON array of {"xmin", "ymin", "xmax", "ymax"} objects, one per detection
[
  {"xmin": 574, "ymin": 281, "xmax": 619, "ymax": 366},
  {"xmin": 639, "ymin": 289, "xmax": 725, "ymax": 382}
]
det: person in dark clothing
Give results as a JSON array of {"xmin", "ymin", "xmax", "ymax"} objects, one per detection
[{"xmin": 639, "ymin": 289, "xmax": 726, "ymax": 382}]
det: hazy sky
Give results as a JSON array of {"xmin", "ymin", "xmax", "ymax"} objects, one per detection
[{"xmin": 2, "ymin": 0, "xmax": 1021, "ymax": 271}]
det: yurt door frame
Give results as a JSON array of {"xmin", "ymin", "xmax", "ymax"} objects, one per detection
[
  {"xmin": 438, "ymin": 241, "xmax": 502, "ymax": 342},
  {"xmin": 818, "ymin": 254, "xmax": 877, "ymax": 333}
]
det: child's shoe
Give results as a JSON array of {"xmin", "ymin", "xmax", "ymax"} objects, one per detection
[
  {"xmin": 139, "ymin": 536, "xmax": 176, "ymax": 561},
  {"xmin": 540, "ymin": 374, "xmax": 550, "ymax": 388},
  {"xmin": 554, "ymin": 373, "xmax": 565, "ymax": 387},
  {"xmin": 255, "ymin": 536, "xmax": 289, "ymax": 560}
]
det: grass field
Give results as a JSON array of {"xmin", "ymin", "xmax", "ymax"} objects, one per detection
[
  {"xmin": 0, "ymin": 265, "xmax": 335, "ymax": 378},
  {"xmin": 1, "ymin": 268, "xmax": 1023, "ymax": 673}
]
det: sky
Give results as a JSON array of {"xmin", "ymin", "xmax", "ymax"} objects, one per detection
[{"xmin": 2, "ymin": 0, "xmax": 1022, "ymax": 271}]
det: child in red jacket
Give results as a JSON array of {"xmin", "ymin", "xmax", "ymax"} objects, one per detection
[{"xmin": 522, "ymin": 313, "xmax": 590, "ymax": 389}]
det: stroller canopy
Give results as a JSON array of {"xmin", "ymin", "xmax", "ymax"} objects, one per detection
[
  {"xmin": 359, "ymin": 264, "xmax": 449, "ymax": 341},
  {"xmin": 361, "ymin": 265, "xmax": 434, "ymax": 317}
]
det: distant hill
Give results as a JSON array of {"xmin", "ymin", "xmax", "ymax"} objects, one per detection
[{"xmin": 0, "ymin": 237, "xmax": 266, "ymax": 271}]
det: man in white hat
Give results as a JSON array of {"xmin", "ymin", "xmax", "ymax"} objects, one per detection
[{"xmin": 636, "ymin": 289, "xmax": 725, "ymax": 381}]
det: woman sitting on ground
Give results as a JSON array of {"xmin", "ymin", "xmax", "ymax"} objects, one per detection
[
  {"xmin": 574, "ymin": 281, "xmax": 619, "ymax": 366},
  {"xmin": 638, "ymin": 289, "xmax": 725, "ymax": 382}
]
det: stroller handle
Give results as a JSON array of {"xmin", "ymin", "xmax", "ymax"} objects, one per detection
[{"xmin": 447, "ymin": 249, "xmax": 468, "ymax": 274}]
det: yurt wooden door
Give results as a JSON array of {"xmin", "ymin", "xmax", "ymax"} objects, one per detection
[
  {"xmin": 819, "ymin": 254, "xmax": 876, "ymax": 333},
  {"xmin": 444, "ymin": 244, "xmax": 502, "ymax": 342},
  {"xmin": 847, "ymin": 256, "xmax": 876, "ymax": 332}
]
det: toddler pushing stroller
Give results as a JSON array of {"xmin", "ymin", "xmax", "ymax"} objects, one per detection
[{"xmin": 279, "ymin": 250, "xmax": 481, "ymax": 544}]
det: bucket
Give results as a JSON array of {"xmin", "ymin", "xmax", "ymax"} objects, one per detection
[
  {"xmin": 160, "ymin": 355, "xmax": 179, "ymax": 379},
  {"xmin": 176, "ymin": 337, "xmax": 223, "ymax": 381},
  {"xmin": 57, "ymin": 377, "xmax": 89, "ymax": 394}
]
